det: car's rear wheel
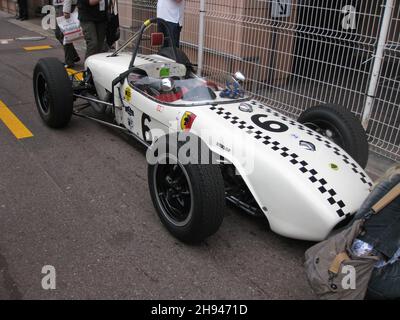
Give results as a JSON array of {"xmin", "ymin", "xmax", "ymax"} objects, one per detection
[
  {"xmin": 33, "ymin": 58, "xmax": 73, "ymax": 128},
  {"xmin": 148, "ymin": 135, "xmax": 225, "ymax": 243},
  {"xmin": 298, "ymin": 104, "xmax": 369, "ymax": 168}
]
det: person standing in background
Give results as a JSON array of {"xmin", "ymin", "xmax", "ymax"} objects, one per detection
[
  {"xmin": 54, "ymin": 0, "xmax": 81, "ymax": 68},
  {"xmin": 77, "ymin": 0, "xmax": 108, "ymax": 59},
  {"xmin": 157, "ymin": 0, "xmax": 185, "ymax": 48},
  {"xmin": 16, "ymin": 0, "xmax": 28, "ymax": 20}
]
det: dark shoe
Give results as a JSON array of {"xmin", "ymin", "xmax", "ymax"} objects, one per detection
[
  {"xmin": 20, "ymin": 17, "xmax": 28, "ymax": 21},
  {"xmin": 16, "ymin": 16, "xmax": 22, "ymax": 20}
]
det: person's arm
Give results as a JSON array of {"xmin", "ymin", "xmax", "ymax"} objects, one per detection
[{"xmin": 63, "ymin": 0, "xmax": 72, "ymax": 19}]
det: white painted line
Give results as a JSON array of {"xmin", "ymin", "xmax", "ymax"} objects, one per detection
[{"xmin": 0, "ymin": 39, "xmax": 13, "ymax": 44}]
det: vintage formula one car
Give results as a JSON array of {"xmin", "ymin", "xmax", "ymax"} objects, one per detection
[{"xmin": 33, "ymin": 18, "xmax": 372, "ymax": 243}]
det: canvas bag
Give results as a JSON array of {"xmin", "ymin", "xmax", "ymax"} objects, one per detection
[
  {"xmin": 56, "ymin": 9, "xmax": 84, "ymax": 45},
  {"xmin": 304, "ymin": 183, "xmax": 400, "ymax": 300}
]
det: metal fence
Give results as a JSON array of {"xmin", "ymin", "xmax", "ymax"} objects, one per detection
[{"xmin": 119, "ymin": 0, "xmax": 400, "ymax": 161}]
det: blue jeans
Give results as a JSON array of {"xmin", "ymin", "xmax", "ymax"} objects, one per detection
[{"xmin": 354, "ymin": 174, "xmax": 400, "ymax": 299}]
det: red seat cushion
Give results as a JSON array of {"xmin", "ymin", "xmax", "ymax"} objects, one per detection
[{"xmin": 155, "ymin": 87, "xmax": 188, "ymax": 103}]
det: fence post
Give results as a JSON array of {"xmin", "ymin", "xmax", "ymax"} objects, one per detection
[
  {"xmin": 197, "ymin": 0, "xmax": 206, "ymax": 76},
  {"xmin": 362, "ymin": 0, "xmax": 394, "ymax": 128}
]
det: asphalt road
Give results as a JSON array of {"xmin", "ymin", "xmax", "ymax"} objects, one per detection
[{"xmin": 0, "ymin": 12, "xmax": 392, "ymax": 300}]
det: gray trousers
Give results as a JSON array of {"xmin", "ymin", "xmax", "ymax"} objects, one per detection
[{"xmin": 80, "ymin": 20, "xmax": 107, "ymax": 59}]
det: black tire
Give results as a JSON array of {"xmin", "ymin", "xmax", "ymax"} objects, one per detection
[
  {"xmin": 33, "ymin": 57, "xmax": 73, "ymax": 128},
  {"xmin": 148, "ymin": 134, "xmax": 225, "ymax": 243},
  {"xmin": 298, "ymin": 104, "xmax": 369, "ymax": 168}
]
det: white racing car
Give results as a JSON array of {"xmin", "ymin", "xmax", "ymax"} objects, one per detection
[{"xmin": 33, "ymin": 18, "xmax": 372, "ymax": 243}]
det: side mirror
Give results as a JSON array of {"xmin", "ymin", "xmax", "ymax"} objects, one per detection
[{"xmin": 151, "ymin": 32, "xmax": 164, "ymax": 47}]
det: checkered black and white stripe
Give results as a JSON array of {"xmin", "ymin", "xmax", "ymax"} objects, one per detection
[
  {"xmin": 210, "ymin": 105, "xmax": 352, "ymax": 218},
  {"xmin": 137, "ymin": 54, "xmax": 159, "ymax": 64},
  {"xmin": 253, "ymin": 102, "xmax": 373, "ymax": 188}
]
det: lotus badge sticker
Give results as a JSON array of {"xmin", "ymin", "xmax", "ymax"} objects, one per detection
[{"xmin": 299, "ymin": 140, "xmax": 316, "ymax": 151}]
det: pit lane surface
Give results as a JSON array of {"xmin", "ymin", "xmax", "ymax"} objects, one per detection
[{"xmin": 0, "ymin": 12, "xmax": 324, "ymax": 299}]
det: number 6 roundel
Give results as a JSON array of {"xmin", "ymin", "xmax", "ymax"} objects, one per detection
[{"xmin": 251, "ymin": 114, "xmax": 289, "ymax": 133}]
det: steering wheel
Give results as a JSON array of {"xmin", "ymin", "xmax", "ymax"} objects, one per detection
[{"xmin": 205, "ymin": 80, "xmax": 220, "ymax": 91}]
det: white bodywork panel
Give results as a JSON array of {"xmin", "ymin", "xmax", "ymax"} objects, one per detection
[
  {"xmin": 193, "ymin": 103, "xmax": 372, "ymax": 240},
  {"xmin": 85, "ymin": 52, "xmax": 372, "ymax": 241},
  {"xmin": 85, "ymin": 53, "xmax": 174, "ymax": 101}
]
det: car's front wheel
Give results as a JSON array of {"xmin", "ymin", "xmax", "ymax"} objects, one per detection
[
  {"xmin": 148, "ymin": 135, "xmax": 225, "ymax": 243},
  {"xmin": 33, "ymin": 58, "xmax": 73, "ymax": 128}
]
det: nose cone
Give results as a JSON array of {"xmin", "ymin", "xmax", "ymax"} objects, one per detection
[{"xmin": 193, "ymin": 100, "xmax": 372, "ymax": 240}]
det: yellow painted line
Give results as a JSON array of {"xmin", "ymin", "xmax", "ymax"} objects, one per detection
[
  {"xmin": 66, "ymin": 68, "xmax": 84, "ymax": 81},
  {"xmin": 0, "ymin": 100, "xmax": 33, "ymax": 139},
  {"xmin": 23, "ymin": 45, "xmax": 52, "ymax": 51}
]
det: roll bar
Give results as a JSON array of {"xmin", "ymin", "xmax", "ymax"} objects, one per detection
[
  {"xmin": 110, "ymin": 18, "xmax": 179, "ymax": 66},
  {"xmin": 129, "ymin": 18, "xmax": 179, "ymax": 68},
  {"xmin": 109, "ymin": 18, "xmax": 179, "ymax": 110}
]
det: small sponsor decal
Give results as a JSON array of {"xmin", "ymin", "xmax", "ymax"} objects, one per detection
[
  {"xmin": 127, "ymin": 117, "xmax": 134, "ymax": 129},
  {"xmin": 124, "ymin": 105, "xmax": 134, "ymax": 117},
  {"xmin": 290, "ymin": 133, "xmax": 300, "ymax": 140},
  {"xmin": 239, "ymin": 103, "xmax": 253, "ymax": 113},
  {"xmin": 216, "ymin": 142, "xmax": 231, "ymax": 152},
  {"xmin": 330, "ymin": 163, "xmax": 339, "ymax": 171},
  {"xmin": 299, "ymin": 140, "xmax": 316, "ymax": 151},
  {"xmin": 180, "ymin": 111, "xmax": 197, "ymax": 131},
  {"xmin": 156, "ymin": 105, "xmax": 164, "ymax": 112},
  {"xmin": 124, "ymin": 87, "xmax": 132, "ymax": 102},
  {"xmin": 160, "ymin": 67, "xmax": 170, "ymax": 78}
]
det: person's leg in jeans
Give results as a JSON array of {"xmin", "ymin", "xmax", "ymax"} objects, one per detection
[
  {"xmin": 158, "ymin": 22, "xmax": 169, "ymax": 47},
  {"xmin": 95, "ymin": 21, "xmax": 107, "ymax": 54},
  {"xmin": 169, "ymin": 22, "xmax": 181, "ymax": 48},
  {"xmin": 55, "ymin": 23, "xmax": 64, "ymax": 45},
  {"xmin": 64, "ymin": 44, "xmax": 80, "ymax": 66},
  {"xmin": 16, "ymin": 0, "xmax": 21, "ymax": 18},
  {"xmin": 158, "ymin": 21, "xmax": 181, "ymax": 48},
  {"xmin": 18, "ymin": 0, "xmax": 28, "ymax": 19},
  {"xmin": 174, "ymin": 25, "xmax": 182, "ymax": 48},
  {"xmin": 20, "ymin": 0, "xmax": 27, "ymax": 19},
  {"xmin": 80, "ymin": 21, "xmax": 98, "ymax": 59}
]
